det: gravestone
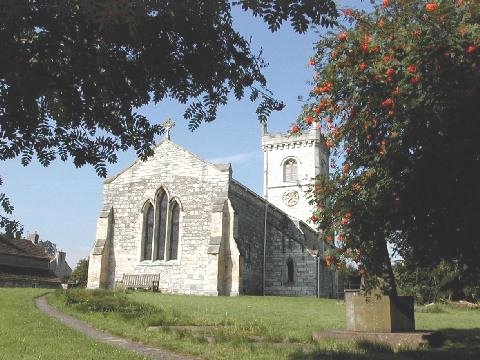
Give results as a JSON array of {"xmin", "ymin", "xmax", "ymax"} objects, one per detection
[
  {"xmin": 345, "ymin": 290, "xmax": 415, "ymax": 332},
  {"xmin": 312, "ymin": 290, "xmax": 442, "ymax": 348}
]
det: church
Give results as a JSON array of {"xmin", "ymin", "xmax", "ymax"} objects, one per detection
[{"xmin": 87, "ymin": 122, "xmax": 339, "ymax": 297}]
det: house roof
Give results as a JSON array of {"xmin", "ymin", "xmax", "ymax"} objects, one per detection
[
  {"xmin": 0, "ymin": 235, "xmax": 50, "ymax": 260},
  {"xmin": 0, "ymin": 264, "xmax": 61, "ymax": 284}
]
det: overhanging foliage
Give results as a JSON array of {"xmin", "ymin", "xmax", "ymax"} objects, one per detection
[{"xmin": 294, "ymin": 0, "xmax": 480, "ymax": 294}]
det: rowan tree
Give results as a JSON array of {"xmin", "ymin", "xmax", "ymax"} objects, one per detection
[
  {"xmin": 0, "ymin": 0, "xmax": 338, "ymax": 234},
  {"xmin": 294, "ymin": 0, "xmax": 480, "ymax": 295}
]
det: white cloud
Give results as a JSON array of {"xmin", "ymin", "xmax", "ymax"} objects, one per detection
[{"xmin": 208, "ymin": 151, "xmax": 260, "ymax": 164}]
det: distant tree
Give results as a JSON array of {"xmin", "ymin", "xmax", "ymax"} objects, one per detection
[
  {"xmin": 0, "ymin": 0, "xmax": 338, "ymax": 234},
  {"xmin": 340, "ymin": 264, "xmax": 361, "ymax": 290},
  {"xmin": 294, "ymin": 0, "xmax": 480, "ymax": 295},
  {"xmin": 394, "ymin": 260, "xmax": 480, "ymax": 304},
  {"xmin": 69, "ymin": 259, "xmax": 89, "ymax": 288},
  {"xmin": 37, "ymin": 239, "xmax": 57, "ymax": 257}
]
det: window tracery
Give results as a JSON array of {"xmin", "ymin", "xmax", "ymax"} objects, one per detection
[{"xmin": 141, "ymin": 188, "xmax": 181, "ymax": 262}]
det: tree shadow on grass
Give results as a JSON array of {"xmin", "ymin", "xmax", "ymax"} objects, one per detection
[{"xmin": 289, "ymin": 328, "xmax": 480, "ymax": 360}]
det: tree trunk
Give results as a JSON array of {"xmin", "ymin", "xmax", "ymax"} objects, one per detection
[
  {"xmin": 381, "ymin": 239, "xmax": 398, "ymax": 297},
  {"xmin": 361, "ymin": 235, "xmax": 398, "ymax": 297}
]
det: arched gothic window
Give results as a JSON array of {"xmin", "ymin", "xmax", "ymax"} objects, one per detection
[
  {"xmin": 141, "ymin": 189, "xmax": 182, "ymax": 262},
  {"xmin": 168, "ymin": 201, "xmax": 180, "ymax": 260},
  {"xmin": 284, "ymin": 159, "xmax": 298, "ymax": 182},
  {"xmin": 155, "ymin": 192, "xmax": 168, "ymax": 260},
  {"xmin": 287, "ymin": 258, "xmax": 294, "ymax": 283},
  {"xmin": 143, "ymin": 203, "xmax": 154, "ymax": 260}
]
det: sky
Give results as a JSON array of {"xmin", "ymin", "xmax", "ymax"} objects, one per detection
[{"xmin": 2, "ymin": 1, "xmax": 372, "ymax": 268}]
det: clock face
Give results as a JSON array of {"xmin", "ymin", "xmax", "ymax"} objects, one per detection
[{"xmin": 283, "ymin": 190, "xmax": 299, "ymax": 207}]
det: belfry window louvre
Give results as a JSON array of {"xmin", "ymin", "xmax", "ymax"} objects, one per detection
[{"xmin": 284, "ymin": 159, "xmax": 298, "ymax": 182}]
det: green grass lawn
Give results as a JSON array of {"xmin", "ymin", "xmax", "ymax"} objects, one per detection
[
  {"xmin": 48, "ymin": 289, "xmax": 480, "ymax": 360},
  {"xmin": 0, "ymin": 288, "xmax": 147, "ymax": 360}
]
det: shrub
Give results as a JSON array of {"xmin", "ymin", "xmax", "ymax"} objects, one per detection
[
  {"xmin": 68, "ymin": 259, "xmax": 89, "ymax": 288},
  {"xmin": 61, "ymin": 289, "xmax": 157, "ymax": 315}
]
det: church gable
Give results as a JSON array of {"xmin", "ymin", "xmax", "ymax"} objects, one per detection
[
  {"xmin": 104, "ymin": 140, "xmax": 230, "ymax": 186},
  {"xmin": 90, "ymin": 140, "xmax": 232, "ymax": 293}
]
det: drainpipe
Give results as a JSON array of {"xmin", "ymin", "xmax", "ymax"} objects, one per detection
[
  {"xmin": 263, "ymin": 202, "xmax": 267, "ymax": 296},
  {"xmin": 318, "ymin": 235, "xmax": 325, "ymax": 298},
  {"xmin": 263, "ymin": 152, "xmax": 268, "ymax": 296},
  {"xmin": 262, "ymin": 129, "xmax": 268, "ymax": 296}
]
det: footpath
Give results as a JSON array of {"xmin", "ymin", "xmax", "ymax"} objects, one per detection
[{"xmin": 35, "ymin": 295, "xmax": 197, "ymax": 360}]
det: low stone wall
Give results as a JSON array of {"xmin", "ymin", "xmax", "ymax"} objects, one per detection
[{"xmin": 0, "ymin": 280, "xmax": 61, "ymax": 288}]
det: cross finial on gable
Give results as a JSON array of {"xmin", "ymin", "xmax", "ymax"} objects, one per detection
[{"xmin": 163, "ymin": 118, "xmax": 175, "ymax": 140}]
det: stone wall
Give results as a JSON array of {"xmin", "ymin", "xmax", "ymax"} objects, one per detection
[
  {"xmin": 264, "ymin": 227, "xmax": 317, "ymax": 296},
  {"xmin": 0, "ymin": 279, "xmax": 60, "ymax": 288},
  {"xmin": 94, "ymin": 140, "xmax": 231, "ymax": 295},
  {"xmin": 228, "ymin": 180, "xmax": 335, "ymax": 297},
  {"xmin": 87, "ymin": 206, "xmax": 113, "ymax": 289},
  {"xmin": 228, "ymin": 181, "xmax": 266, "ymax": 295}
]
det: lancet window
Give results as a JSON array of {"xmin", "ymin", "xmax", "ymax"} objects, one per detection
[
  {"xmin": 142, "ymin": 203, "xmax": 154, "ymax": 260},
  {"xmin": 287, "ymin": 258, "xmax": 295, "ymax": 283}
]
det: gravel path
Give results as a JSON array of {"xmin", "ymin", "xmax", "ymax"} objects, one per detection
[{"xmin": 35, "ymin": 295, "xmax": 197, "ymax": 360}]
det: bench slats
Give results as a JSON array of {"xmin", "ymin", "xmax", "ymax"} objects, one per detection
[{"xmin": 116, "ymin": 273, "xmax": 160, "ymax": 291}]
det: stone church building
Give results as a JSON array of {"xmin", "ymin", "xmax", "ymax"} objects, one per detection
[{"xmin": 87, "ymin": 124, "xmax": 338, "ymax": 296}]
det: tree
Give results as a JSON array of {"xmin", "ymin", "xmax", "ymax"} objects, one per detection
[
  {"xmin": 37, "ymin": 239, "xmax": 57, "ymax": 257},
  {"xmin": 0, "ymin": 181, "xmax": 21, "ymax": 236},
  {"xmin": 0, "ymin": 0, "xmax": 338, "ymax": 234},
  {"xmin": 69, "ymin": 258, "xmax": 89, "ymax": 288},
  {"xmin": 294, "ymin": 0, "xmax": 480, "ymax": 295},
  {"xmin": 394, "ymin": 260, "xmax": 480, "ymax": 303}
]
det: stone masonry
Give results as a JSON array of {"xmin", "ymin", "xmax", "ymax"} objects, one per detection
[{"xmin": 87, "ymin": 130, "xmax": 338, "ymax": 297}]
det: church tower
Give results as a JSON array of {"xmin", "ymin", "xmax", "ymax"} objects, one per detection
[{"xmin": 262, "ymin": 124, "xmax": 329, "ymax": 223}]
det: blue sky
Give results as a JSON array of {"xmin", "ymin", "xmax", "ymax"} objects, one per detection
[{"xmin": 2, "ymin": 1, "xmax": 371, "ymax": 268}]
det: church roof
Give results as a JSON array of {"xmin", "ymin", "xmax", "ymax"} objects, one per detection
[
  {"xmin": 230, "ymin": 179, "xmax": 316, "ymax": 227},
  {"xmin": 228, "ymin": 179, "xmax": 320, "ymax": 250},
  {"xmin": 0, "ymin": 235, "xmax": 50, "ymax": 260}
]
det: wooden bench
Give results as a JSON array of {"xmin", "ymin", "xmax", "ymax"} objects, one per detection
[{"xmin": 115, "ymin": 273, "xmax": 160, "ymax": 292}]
